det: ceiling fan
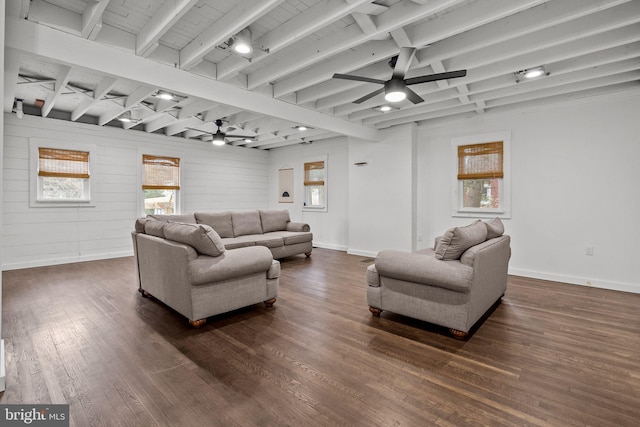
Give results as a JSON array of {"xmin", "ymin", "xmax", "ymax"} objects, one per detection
[
  {"xmin": 332, "ymin": 47, "xmax": 467, "ymax": 104},
  {"xmin": 187, "ymin": 119, "xmax": 255, "ymax": 146}
]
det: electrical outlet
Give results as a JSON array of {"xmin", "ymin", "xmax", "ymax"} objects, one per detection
[{"xmin": 585, "ymin": 245, "xmax": 594, "ymax": 256}]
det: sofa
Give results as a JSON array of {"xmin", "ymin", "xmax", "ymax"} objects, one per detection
[
  {"xmin": 132, "ymin": 217, "xmax": 280, "ymax": 327},
  {"xmin": 148, "ymin": 209, "xmax": 313, "ymax": 259},
  {"xmin": 366, "ymin": 218, "xmax": 511, "ymax": 338}
]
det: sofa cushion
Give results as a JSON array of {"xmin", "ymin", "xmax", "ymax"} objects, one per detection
[
  {"xmin": 221, "ymin": 236, "xmax": 257, "ymax": 250},
  {"xmin": 188, "ymin": 246, "xmax": 273, "ymax": 286},
  {"xmin": 259, "ymin": 210, "xmax": 291, "ymax": 233},
  {"xmin": 163, "ymin": 222, "xmax": 226, "ymax": 257},
  {"xmin": 134, "ymin": 217, "xmax": 147, "ymax": 233},
  {"xmin": 435, "ymin": 220, "xmax": 487, "ymax": 261},
  {"xmin": 231, "ymin": 211, "xmax": 263, "ymax": 237},
  {"xmin": 252, "ymin": 235, "xmax": 285, "ymax": 248},
  {"xmin": 267, "ymin": 231, "xmax": 313, "ymax": 245},
  {"xmin": 144, "ymin": 220, "xmax": 165, "ymax": 238},
  {"xmin": 485, "ymin": 217, "xmax": 504, "ymax": 240},
  {"xmin": 195, "ymin": 211, "xmax": 234, "ymax": 238},
  {"xmin": 148, "ymin": 213, "xmax": 196, "ymax": 224}
]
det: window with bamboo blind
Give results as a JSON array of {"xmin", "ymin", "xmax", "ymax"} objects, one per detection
[
  {"xmin": 142, "ymin": 154, "xmax": 180, "ymax": 215},
  {"xmin": 451, "ymin": 132, "xmax": 511, "ymax": 218},
  {"xmin": 33, "ymin": 145, "xmax": 95, "ymax": 204},
  {"xmin": 303, "ymin": 159, "xmax": 327, "ymax": 210}
]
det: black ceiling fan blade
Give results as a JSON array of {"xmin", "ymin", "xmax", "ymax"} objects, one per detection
[
  {"xmin": 392, "ymin": 47, "xmax": 417, "ymax": 79},
  {"xmin": 225, "ymin": 134, "xmax": 255, "ymax": 140},
  {"xmin": 353, "ymin": 87, "xmax": 385, "ymax": 104},
  {"xmin": 405, "ymin": 87, "xmax": 424, "ymax": 104},
  {"xmin": 332, "ymin": 73, "xmax": 386, "ymax": 85},
  {"xmin": 405, "ymin": 69, "xmax": 467, "ymax": 86},
  {"xmin": 185, "ymin": 127, "xmax": 213, "ymax": 135}
]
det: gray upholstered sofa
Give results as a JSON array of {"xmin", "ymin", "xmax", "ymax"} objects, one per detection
[
  {"xmin": 367, "ymin": 218, "xmax": 511, "ymax": 338},
  {"xmin": 132, "ymin": 217, "xmax": 281, "ymax": 327},
  {"xmin": 149, "ymin": 210, "xmax": 313, "ymax": 259}
]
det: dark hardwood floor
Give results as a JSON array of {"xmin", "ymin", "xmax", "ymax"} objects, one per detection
[{"xmin": 2, "ymin": 248, "xmax": 639, "ymax": 426}]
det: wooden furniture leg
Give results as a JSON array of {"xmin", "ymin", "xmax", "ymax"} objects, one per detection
[
  {"xmin": 369, "ymin": 306, "xmax": 382, "ymax": 317},
  {"xmin": 264, "ymin": 298, "xmax": 277, "ymax": 307}
]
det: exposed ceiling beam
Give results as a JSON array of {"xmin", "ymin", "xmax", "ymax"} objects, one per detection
[
  {"xmin": 247, "ymin": 0, "xmax": 465, "ymax": 90},
  {"xmin": 136, "ymin": 0, "xmax": 199, "ymax": 57},
  {"xmin": 71, "ymin": 76, "xmax": 117, "ymax": 121},
  {"xmin": 4, "ymin": 48, "xmax": 21, "ymax": 113},
  {"xmin": 82, "ymin": 0, "xmax": 110, "ymax": 39},
  {"xmin": 179, "ymin": 0, "xmax": 283, "ymax": 70},
  {"xmin": 351, "ymin": 13, "xmax": 377, "ymax": 35},
  {"xmin": 42, "ymin": 65, "xmax": 72, "ymax": 118},
  {"xmin": 390, "ymin": 28, "xmax": 413, "ymax": 48},
  {"xmin": 7, "ymin": 17, "xmax": 378, "ymax": 140},
  {"xmin": 98, "ymin": 85, "xmax": 156, "ymax": 126},
  {"xmin": 216, "ymin": 0, "xmax": 375, "ymax": 81}
]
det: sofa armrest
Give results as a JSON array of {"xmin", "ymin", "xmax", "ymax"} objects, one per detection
[
  {"xmin": 286, "ymin": 222, "xmax": 310, "ymax": 232},
  {"xmin": 366, "ymin": 264, "xmax": 380, "ymax": 287},
  {"xmin": 188, "ymin": 246, "xmax": 274, "ymax": 286},
  {"xmin": 375, "ymin": 250, "xmax": 473, "ymax": 292}
]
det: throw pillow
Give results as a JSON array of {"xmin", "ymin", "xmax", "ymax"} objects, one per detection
[
  {"xmin": 259, "ymin": 210, "xmax": 291, "ymax": 233},
  {"xmin": 485, "ymin": 217, "xmax": 504, "ymax": 239},
  {"xmin": 194, "ymin": 211, "xmax": 234, "ymax": 238},
  {"xmin": 163, "ymin": 222, "xmax": 226, "ymax": 257},
  {"xmin": 231, "ymin": 211, "xmax": 263, "ymax": 236},
  {"xmin": 144, "ymin": 220, "xmax": 165, "ymax": 238},
  {"xmin": 435, "ymin": 220, "xmax": 488, "ymax": 260}
]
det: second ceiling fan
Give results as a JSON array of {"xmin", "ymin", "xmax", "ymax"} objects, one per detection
[
  {"xmin": 187, "ymin": 119, "xmax": 255, "ymax": 146},
  {"xmin": 332, "ymin": 47, "xmax": 467, "ymax": 105}
]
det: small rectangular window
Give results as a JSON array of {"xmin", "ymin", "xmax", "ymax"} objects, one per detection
[
  {"xmin": 142, "ymin": 154, "xmax": 180, "ymax": 215},
  {"xmin": 451, "ymin": 132, "xmax": 511, "ymax": 218},
  {"xmin": 37, "ymin": 147, "xmax": 90, "ymax": 202},
  {"xmin": 304, "ymin": 160, "xmax": 326, "ymax": 210}
]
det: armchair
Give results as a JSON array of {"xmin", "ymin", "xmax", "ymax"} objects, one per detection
[{"xmin": 367, "ymin": 219, "xmax": 511, "ymax": 338}]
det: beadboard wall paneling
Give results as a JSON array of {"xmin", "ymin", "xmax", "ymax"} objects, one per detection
[{"xmin": 2, "ymin": 113, "xmax": 269, "ymax": 270}]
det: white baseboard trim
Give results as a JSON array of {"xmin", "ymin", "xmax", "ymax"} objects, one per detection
[
  {"xmin": 2, "ymin": 251, "xmax": 134, "ymax": 271},
  {"xmin": 313, "ymin": 242, "xmax": 348, "ymax": 252},
  {"xmin": 509, "ymin": 268, "xmax": 640, "ymax": 294},
  {"xmin": 0, "ymin": 339, "xmax": 6, "ymax": 392},
  {"xmin": 346, "ymin": 248, "xmax": 378, "ymax": 258}
]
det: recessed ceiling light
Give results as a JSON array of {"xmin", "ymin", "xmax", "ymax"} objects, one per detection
[
  {"xmin": 515, "ymin": 66, "xmax": 548, "ymax": 82},
  {"xmin": 296, "ymin": 125, "xmax": 308, "ymax": 131},
  {"xmin": 379, "ymin": 105, "xmax": 392, "ymax": 112},
  {"xmin": 155, "ymin": 90, "xmax": 174, "ymax": 100}
]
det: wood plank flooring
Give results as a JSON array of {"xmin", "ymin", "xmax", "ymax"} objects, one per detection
[{"xmin": 1, "ymin": 248, "xmax": 639, "ymax": 426}]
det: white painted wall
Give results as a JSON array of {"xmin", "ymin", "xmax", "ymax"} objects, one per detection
[
  {"xmin": 348, "ymin": 124, "xmax": 417, "ymax": 257},
  {"xmin": 418, "ymin": 93, "xmax": 640, "ymax": 293},
  {"xmin": 267, "ymin": 137, "xmax": 349, "ymax": 251},
  {"xmin": 2, "ymin": 114, "xmax": 269, "ymax": 270}
]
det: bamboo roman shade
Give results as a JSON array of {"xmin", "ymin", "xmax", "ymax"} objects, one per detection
[
  {"xmin": 38, "ymin": 147, "xmax": 90, "ymax": 178},
  {"xmin": 142, "ymin": 155, "xmax": 180, "ymax": 190},
  {"xmin": 304, "ymin": 161, "xmax": 325, "ymax": 186},
  {"xmin": 457, "ymin": 141, "xmax": 504, "ymax": 180}
]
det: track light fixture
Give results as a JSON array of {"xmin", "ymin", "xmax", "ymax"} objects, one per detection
[
  {"xmin": 515, "ymin": 66, "xmax": 548, "ymax": 83},
  {"xmin": 230, "ymin": 28, "xmax": 253, "ymax": 55}
]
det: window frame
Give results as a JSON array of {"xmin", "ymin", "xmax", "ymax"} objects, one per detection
[
  {"xmin": 302, "ymin": 155, "xmax": 328, "ymax": 212},
  {"xmin": 451, "ymin": 131, "xmax": 511, "ymax": 219},
  {"xmin": 137, "ymin": 148, "xmax": 182, "ymax": 216},
  {"xmin": 29, "ymin": 139, "xmax": 97, "ymax": 208}
]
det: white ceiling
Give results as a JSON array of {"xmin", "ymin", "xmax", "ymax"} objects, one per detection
[{"xmin": 5, "ymin": 0, "xmax": 640, "ymax": 150}]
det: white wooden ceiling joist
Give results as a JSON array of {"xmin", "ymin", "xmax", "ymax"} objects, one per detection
[
  {"xmin": 179, "ymin": 0, "xmax": 284, "ymax": 70},
  {"xmin": 4, "ymin": 48, "xmax": 21, "ymax": 113},
  {"xmin": 136, "ymin": 0, "xmax": 200, "ymax": 57},
  {"xmin": 98, "ymin": 85, "xmax": 156, "ymax": 126},
  {"xmin": 71, "ymin": 75, "xmax": 117, "ymax": 121},
  {"xmin": 82, "ymin": 0, "xmax": 110, "ymax": 39},
  {"xmin": 6, "ymin": 17, "xmax": 378, "ymax": 141},
  {"xmin": 247, "ymin": 0, "xmax": 464, "ymax": 90},
  {"xmin": 216, "ymin": 0, "xmax": 374, "ymax": 81},
  {"xmin": 42, "ymin": 65, "xmax": 72, "ymax": 118}
]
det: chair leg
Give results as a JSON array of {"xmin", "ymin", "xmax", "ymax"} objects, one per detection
[
  {"xmin": 264, "ymin": 298, "xmax": 277, "ymax": 307},
  {"xmin": 449, "ymin": 328, "xmax": 468, "ymax": 339},
  {"xmin": 189, "ymin": 318, "xmax": 206, "ymax": 328},
  {"xmin": 369, "ymin": 306, "xmax": 383, "ymax": 317}
]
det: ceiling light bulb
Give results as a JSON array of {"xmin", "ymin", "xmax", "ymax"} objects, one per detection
[
  {"xmin": 156, "ymin": 91, "xmax": 174, "ymax": 100},
  {"xmin": 384, "ymin": 91, "xmax": 406, "ymax": 103},
  {"xmin": 523, "ymin": 67, "xmax": 545, "ymax": 79},
  {"xmin": 244, "ymin": 138, "xmax": 253, "ymax": 143},
  {"xmin": 297, "ymin": 125, "xmax": 308, "ymax": 131},
  {"xmin": 233, "ymin": 42, "xmax": 252, "ymax": 54},
  {"xmin": 379, "ymin": 105, "xmax": 392, "ymax": 112},
  {"xmin": 212, "ymin": 136, "xmax": 225, "ymax": 146}
]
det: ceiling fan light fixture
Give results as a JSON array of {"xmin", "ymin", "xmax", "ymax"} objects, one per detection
[
  {"xmin": 212, "ymin": 134, "xmax": 226, "ymax": 146},
  {"xmin": 384, "ymin": 79, "xmax": 407, "ymax": 103}
]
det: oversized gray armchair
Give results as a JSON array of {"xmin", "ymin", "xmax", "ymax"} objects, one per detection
[{"xmin": 366, "ymin": 219, "xmax": 511, "ymax": 338}]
